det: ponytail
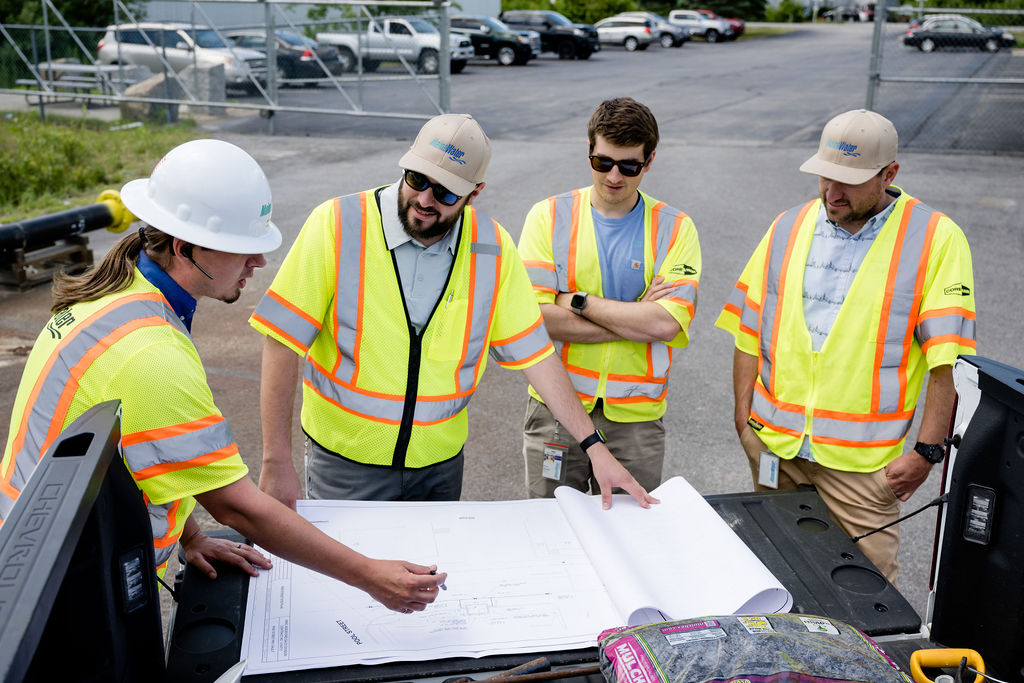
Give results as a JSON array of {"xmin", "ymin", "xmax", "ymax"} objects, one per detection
[{"xmin": 50, "ymin": 226, "xmax": 175, "ymax": 313}]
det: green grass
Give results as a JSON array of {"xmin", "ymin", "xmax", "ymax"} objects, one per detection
[
  {"xmin": 0, "ymin": 111, "xmax": 202, "ymax": 224},
  {"xmin": 737, "ymin": 26, "xmax": 799, "ymax": 40}
]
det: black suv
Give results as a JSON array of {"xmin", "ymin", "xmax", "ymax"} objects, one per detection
[
  {"xmin": 451, "ymin": 15, "xmax": 536, "ymax": 66},
  {"xmin": 498, "ymin": 10, "xmax": 600, "ymax": 60}
]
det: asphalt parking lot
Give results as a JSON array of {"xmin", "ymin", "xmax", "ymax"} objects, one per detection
[{"xmin": 2, "ymin": 21, "xmax": 1022, "ymax": 625}]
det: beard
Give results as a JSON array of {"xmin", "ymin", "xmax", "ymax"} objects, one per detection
[{"xmin": 398, "ymin": 191, "xmax": 461, "ymax": 242}]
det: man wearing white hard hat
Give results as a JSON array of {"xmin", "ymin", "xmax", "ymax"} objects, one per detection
[
  {"xmin": 716, "ymin": 109, "xmax": 976, "ymax": 582},
  {"xmin": 253, "ymin": 114, "xmax": 656, "ymax": 511},
  {"xmin": 0, "ymin": 139, "xmax": 447, "ymax": 615}
]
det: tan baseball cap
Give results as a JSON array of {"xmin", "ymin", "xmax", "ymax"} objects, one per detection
[
  {"xmin": 398, "ymin": 114, "xmax": 491, "ymax": 197},
  {"xmin": 799, "ymin": 109, "xmax": 898, "ymax": 185}
]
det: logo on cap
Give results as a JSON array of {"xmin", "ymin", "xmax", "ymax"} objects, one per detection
[
  {"xmin": 826, "ymin": 138, "xmax": 861, "ymax": 158},
  {"xmin": 260, "ymin": 203, "xmax": 271, "ymax": 217},
  {"xmin": 430, "ymin": 137, "xmax": 467, "ymax": 166}
]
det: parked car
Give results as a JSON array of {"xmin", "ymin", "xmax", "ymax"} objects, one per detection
[
  {"xmin": 97, "ymin": 22, "xmax": 268, "ymax": 89},
  {"xmin": 696, "ymin": 9, "xmax": 744, "ymax": 38},
  {"xmin": 822, "ymin": 7, "xmax": 861, "ymax": 22},
  {"xmin": 667, "ymin": 9, "xmax": 733, "ymax": 43},
  {"xmin": 450, "ymin": 15, "xmax": 538, "ymax": 65},
  {"xmin": 224, "ymin": 29, "xmax": 344, "ymax": 84},
  {"xmin": 499, "ymin": 10, "xmax": 601, "ymax": 60},
  {"xmin": 317, "ymin": 17, "xmax": 473, "ymax": 74},
  {"xmin": 594, "ymin": 16, "xmax": 653, "ymax": 51},
  {"xmin": 903, "ymin": 14, "xmax": 1017, "ymax": 53},
  {"xmin": 617, "ymin": 11, "xmax": 689, "ymax": 47}
]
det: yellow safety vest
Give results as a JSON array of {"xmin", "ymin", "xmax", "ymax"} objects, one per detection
[
  {"xmin": 518, "ymin": 186, "xmax": 701, "ymax": 422},
  {"xmin": 251, "ymin": 190, "xmax": 552, "ymax": 468},
  {"xmin": 716, "ymin": 189, "xmax": 976, "ymax": 471},
  {"xmin": 1, "ymin": 274, "xmax": 248, "ymax": 574}
]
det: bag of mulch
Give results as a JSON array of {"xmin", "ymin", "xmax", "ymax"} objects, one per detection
[{"xmin": 598, "ymin": 613, "xmax": 912, "ymax": 683}]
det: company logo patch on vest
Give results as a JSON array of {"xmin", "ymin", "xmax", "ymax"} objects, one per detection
[
  {"xmin": 670, "ymin": 263, "xmax": 698, "ymax": 276},
  {"xmin": 430, "ymin": 138, "xmax": 467, "ymax": 166},
  {"xmin": 944, "ymin": 283, "xmax": 972, "ymax": 296},
  {"xmin": 826, "ymin": 138, "xmax": 861, "ymax": 158}
]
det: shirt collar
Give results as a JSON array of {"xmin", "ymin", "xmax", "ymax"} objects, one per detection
[
  {"xmin": 821, "ymin": 188, "xmax": 900, "ymax": 240},
  {"xmin": 137, "ymin": 250, "xmax": 197, "ymax": 332},
  {"xmin": 380, "ymin": 179, "xmax": 461, "ymax": 254}
]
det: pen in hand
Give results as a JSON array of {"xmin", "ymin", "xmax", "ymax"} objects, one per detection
[{"xmin": 430, "ymin": 569, "xmax": 447, "ymax": 591}]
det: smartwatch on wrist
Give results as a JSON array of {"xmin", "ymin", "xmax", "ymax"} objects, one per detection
[
  {"xmin": 570, "ymin": 292, "xmax": 588, "ymax": 315},
  {"xmin": 579, "ymin": 429, "xmax": 606, "ymax": 452},
  {"xmin": 914, "ymin": 441, "xmax": 945, "ymax": 464}
]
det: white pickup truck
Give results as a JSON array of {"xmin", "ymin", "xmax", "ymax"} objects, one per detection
[{"xmin": 317, "ymin": 17, "xmax": 474, "ymax": 74}]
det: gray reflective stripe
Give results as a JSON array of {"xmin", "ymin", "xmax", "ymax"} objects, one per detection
[
  {"xmin": 2, "ymin": 295, "xmax": 187, "ymax": 511},
  {"xmin": 917, "ymin": 314, "xmax": 975, "ymax": 344},
  {"xmin": 305, "ymin": 363, "xmax": 471, "ymax": 421},
  {"xmin": 525, "ymin": 265, "xmax": 557, "ymax": 292},
  {"xmin": 566, "ymin": 370, "xmax": 600, "ymax": 397},
  {"xmin": 122, "ymin": 418, "xmax": 236, "ymax": 472},
  {"xmin": 760, "ymin": 207, "xmax": 806, "ymax": 388},
  {"xmin": 875, "ymin": 201, "xmax": 930, "ymax": 414},
  {"xmin": 651, "ymin": 205, "xmax": 683, "ymax": 275},
  {"xmin": 672, "ymin": 282, "xmax": 698, "ymax": 306},
  {"xmin": 253, "ymin": 294, "xmax": 319, "ymax": 349},
  {"xmin": 726, "ymin": 284, "xmax": 760, "ymax": 334},
  {"xmin": 456, "ymin": 215, "xmax": 501, "ymax": 392},
  {"xmin": 490, "ymin": 321, "xmax": 550, "ymax": 365},
  {"xmin": 551, "ymin": 193, "xmax": 575, "ymax": 292},
  {"xmin": 751, "ymin": 390, "xmax": 804, "ymax": 433},
  {"xmin": 812, "ymin": 413, "xmax": 912, "ymax": 444},
  {"xmin": 148, "ymin": 500, "xmax": 175, "ymax": 568},
  {"xmin": 335, "ymin": 194, "xmax": 363, "ymax": 384},
  {"xmin": 606, "ymin": 377, "xmax": 664, "ymax": 400}
]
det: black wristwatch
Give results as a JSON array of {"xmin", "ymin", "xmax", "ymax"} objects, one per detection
[
  {"xmin": 579, "ymin": 429, "xmax": 606, "ymax": 452},
  {"xmin": 570, "ymin": 292, "xmax": 589, "ymax": 315},
  {"xmin": 914, "ymin": 441, "xmax": 945, "ymax": 464}
]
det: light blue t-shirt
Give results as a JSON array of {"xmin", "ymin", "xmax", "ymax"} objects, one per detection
[{"xmin": 592, "ymin": 198, "xmax": 646, "ymax": 302}]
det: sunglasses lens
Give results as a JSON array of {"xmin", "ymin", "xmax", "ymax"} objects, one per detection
[
  {"xmin": 617, "ymin": 161, "xmax": 643, "ymax": 176},
  {"xmin": 404, "ymin": 170, "xmax": 429, "ymax": 191},
  {"xmin": 589, "ymin": 156, "xmax": 615, "ymax": 173},
  {"xmin": 433, "ymin": 187, "xmax": 459, "ymax": 206}
]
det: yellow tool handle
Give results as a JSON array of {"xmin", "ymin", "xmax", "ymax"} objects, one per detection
[{"xmin": 910, "ymin": 648, "xmax": 985, "ymax": 683}]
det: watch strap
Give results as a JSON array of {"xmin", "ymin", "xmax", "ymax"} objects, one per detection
[
  {"xmin": 914, "ymin": 441, "xmax": 945, "ymax": 464},
  {"xmin": 579, "ymin": 429, "xmax": 606, "ymax": 452}
]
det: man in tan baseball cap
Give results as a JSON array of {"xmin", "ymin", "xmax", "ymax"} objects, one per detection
[
  {"xmin": 252, "ymin": 113, "xmax": 657, "ymax": 510},
  {"xmin": 717, "ymin": 108, "xmax": 976, "ymax": 584}
]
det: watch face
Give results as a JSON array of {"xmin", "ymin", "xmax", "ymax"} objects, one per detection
[{"xmin": 571, "ymin": 293, "xmax": 586, "ymax": 311}]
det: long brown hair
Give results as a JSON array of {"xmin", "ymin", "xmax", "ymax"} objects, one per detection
[{"xmin": 50, "ymin": 226, "xmax": 175, "ymax": 313}]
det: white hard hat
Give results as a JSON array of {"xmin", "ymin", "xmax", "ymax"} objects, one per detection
[{"xmin": 120, "ymin": 139, "xmax": 282, "ymax": 254}]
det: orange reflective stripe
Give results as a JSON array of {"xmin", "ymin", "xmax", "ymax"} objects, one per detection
[
  {"xmin": 132, "ymin": 444, "xmax": 237, "ymax": 481},
  {"xmin": 504, "ymin": 343, "xmax": 553, "ymax": 368},
  {"xmin": 152, "ymin": 499, "xmax": 182, "ymax": 549},
  {"xmin": 492, "ymin": 316, "xmax": 545, "ymax": 347},
  {"xmin": 350, "ymin": 194, "xmax": 367, "ymax": 381},
  {"xmin": 922, "ymin": 334, "xmax": 977, "ymax": 353},
  {"xmin": 920, "ymin": 305, "xmax": 976, "ymax": 322}
]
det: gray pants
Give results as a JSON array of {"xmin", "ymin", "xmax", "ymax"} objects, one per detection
[
  {"xmin": 522, "ymin": 396, "xmax": 665, "ymax": 498},
  {"xmin": 306, "ymin": 437, "xmax": 465, "ymax": 501}
]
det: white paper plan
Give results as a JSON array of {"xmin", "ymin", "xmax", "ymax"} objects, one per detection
[{"xmin": 240, "ymin": 476, "xmax": 792, "ymax": 675}]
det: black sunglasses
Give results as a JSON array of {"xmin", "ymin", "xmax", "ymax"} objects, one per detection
[
  {"xmin": 588, "ymin": 155, "xmax": 649, "ymax": 177},
  {"xmin": 403, "ymin": 170, "xmax": 461, "ymax": 206}
]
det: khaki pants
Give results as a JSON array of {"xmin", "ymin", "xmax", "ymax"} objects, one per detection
[
  {"xmin": 522, "ymin": 397, "xmax": 665, "ymax": 498},
  {"xmin": 740, "ymin": 428, "xmax": 901, "ymax": 584}
]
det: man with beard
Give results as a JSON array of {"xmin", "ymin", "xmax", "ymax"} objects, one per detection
[
  {"xmin": 253, "ymin": 114, "xmax": 656, "ymax": 508},
  {"xmin": 715, "ymin": 109, "xmax": 976, "ymax": 583}
]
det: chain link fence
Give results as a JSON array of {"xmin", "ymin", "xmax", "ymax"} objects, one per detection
[
  {"xmin": 867, "ymin": 4, "xmax": 1024, "ymax": 153},
  {"xmin": 0, "ymin": 0, "xmax": 459, "ymax": 131}
]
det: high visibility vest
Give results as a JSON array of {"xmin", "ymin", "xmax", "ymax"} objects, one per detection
[
  {"xmin": 1, "ymin": 274, "xmax": 248, "ymax": 574},
  {"xmin": 716, "ymin": 190, "xmax": 976, "ymax": 471},
  {"xmin": 251, "ymin": 191, "xmax": 552, "ymax": 468},
  {"xmin": 519, "ymin": 186, "xmax": 701, "ymax": 422}
]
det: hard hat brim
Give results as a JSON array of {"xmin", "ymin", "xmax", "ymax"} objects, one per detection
[{"xmin": 121, "ymin": 178, "xmax": 282, "ymax": 254}]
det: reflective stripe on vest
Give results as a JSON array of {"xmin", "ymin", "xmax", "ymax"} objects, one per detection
[
  {"xmin": 549, "ymin": 190, "xmax": 678, "ymax": 402},
  {"xmin": 752, "ymin": 198, "xmax": 938, "ymax": 448},
  {"xmin": 301, "ymin": 192, "xmax": 501, "ymax": 425},
  {"xmin": 0, "ymin": 293, "xmax": 189, "ymax": 523}
]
